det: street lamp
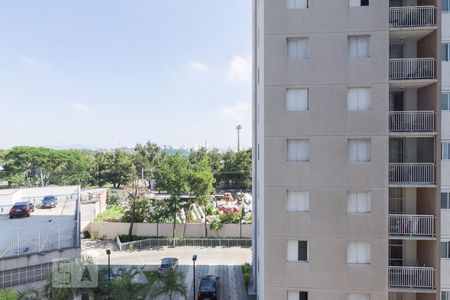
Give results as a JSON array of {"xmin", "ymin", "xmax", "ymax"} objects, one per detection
[
  {"xmin": 236, "ymin": 125, "xmax": 242, "ymax": 151},
  {"xmin": 192, "ymin": 255, "xmax": 197, "ymax": 300},
  {"xmin": 106, "ymin": 249, "xmax": 111, "ymax": 284}
]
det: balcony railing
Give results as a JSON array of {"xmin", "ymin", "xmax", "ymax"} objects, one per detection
[
  {"xmin": 389, "ymin": 266, "xmax": 435, "ymax": 289},
  {"xmin": 390, "ymin": 58, "xmax": 436, "ymax": 80},
  {"xmin": 389, "ymin": 163, "xmax": 435, "ymax": 185},
  {"xmin": 389, "ymin": 111, "xmax": 435, "ymax": 133},
  {"xmin": 390, "ymin": 6, "xmax": 436, "ymax": 28},
  {"xmin": 389, "ymin": 214, "xmax": 435, "ymax": 238}
]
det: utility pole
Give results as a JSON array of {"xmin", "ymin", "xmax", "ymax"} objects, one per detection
[{"xmin": 236, "ymin": 125, "xmax": 242, "ymax": 152}]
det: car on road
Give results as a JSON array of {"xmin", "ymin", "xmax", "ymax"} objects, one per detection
[
  {"xmin": 27, "ymin": 202, "xmax": 35, "ymax": 212},
  {"xmin": 9, "ymin": 202, "xmax": 31, "ymax": 218},
  {"xmin": 198, "ymin": 275, "xmax": 220, "ymax": 300},
  {"xmin": 158, "ymin": 257, "xmax": 178, "ymax": 272},
  {"xmin": 41, "ymin": 196, "xmax": 58, "ymax": 208}
]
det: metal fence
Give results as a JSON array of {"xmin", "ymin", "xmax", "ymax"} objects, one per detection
[
  {"xmin": 389, "ymin": 111, "xmax": 435, "ymax": 133},
  {"xmin": 390, "ymin": 6, "xmax": 436, "ymax": 28},
  {"xmin": 389, "ymin": 214, "xmax": 435, "ymax": 237},
  {"xmin": 389, "ymin": 266, "xmax": 435, "ymax": 289},
  {"xmin": 390, "ymin": 58, "xmax": 436, "ymax": 80},
  {"xmin": 0, "ymin": 221, "xmax": 77, "ymax": 258},
  {"xmin": 116, "ymin": 236, "xmax": 252, "ymax": 251},
  {"xmin": 389, "ymin": 163, "xmax": 435, "ymax": 185}
]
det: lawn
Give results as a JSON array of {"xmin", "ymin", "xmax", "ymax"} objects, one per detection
[{"xmin": 95, "ymin": 205, "xmax": 124, "ymax": 222}]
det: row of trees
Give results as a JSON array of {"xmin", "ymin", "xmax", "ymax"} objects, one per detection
[{"xmin": 0, "ymin": 142, "xmax": 252, "ymax": 190}]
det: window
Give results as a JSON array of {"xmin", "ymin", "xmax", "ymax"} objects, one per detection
[
  {"xmin": 287, "ymin": 38, "xmax": 310, "ymax": 60},
  {"xmin": 348, "ymin": 294, "xmax": 370, "ymax": 300},
  {"xmin": 348, "ymin": 36, "xmax": 370, "ymax": 59},
  {"xmin": 287, "ymin": 191, "xmax": 309, "ymax": 212},
  {"xmin": 442, "ymin": 291, "xmax": 450, "ymax": 300},
  {"xmin": 286, "ymin": 89, "xmax": 309, "ymax": 112},
  {"xmin": 347, "ymin": 88, "xmax": 371, "ymax": 111},
  {"xmin": 287, "ymin": 240, "xmax": 308, "ymax": 262},
  {"xmin": 347, "ymin": 242, "xmax": 370, "ymax": 264},
  {"xmin": 443, "ymin": 0, "xmax": 449, "ymax": 12},
  {"xmin": 441, "ymin": 241, "xmax": 450, "ymax": 258},
  {"xmin": 287, "ymin": 291, "xmax": 308, "ymax": 300},
  {"xmin": 442, "ymin": 93, "xmax": 450, "ymax": 111},
  {"xmin": 443, "ymin": 142, "xmax": 450, "ymax": 160},
  {"xmin": 287, "ymin": 139, "xmax": 310, "ymax": 162},
  {"xmin": 348, "ymin": 139, "xmax": 371, "ymax": 162},
  {"xmin": 349, "ymin": 0, "xmax": 369, "ymax": 7},
  {"xmin": 442, "ymin": 44, "xmax": 450, "ymax": 61},
  {"xmin": 287, "ymin": 0, "xmax": 309, "ymax": 9},
  {"xmin": 441, "ymin": 192, "xmax": 450, "ymax": 209},
  {"xmin": 389, "ymin": 240, "xmax": 404, "ymax": 266},
  {"xmin": 347, "ymin": 191, "xmax": 370, "ymax": 213}
]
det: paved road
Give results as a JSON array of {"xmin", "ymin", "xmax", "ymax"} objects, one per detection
[{"xmin": 146, "ymin": 264, "xmax": 250, "ymax": 300}]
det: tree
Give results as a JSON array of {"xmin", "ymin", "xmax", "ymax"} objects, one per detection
[
  {"xmin": 150, "ymin": 269, "xmax": 187, "ymax": 300},
  {"xmin": 154, "ymin": 153, "xmax": 189, "ymax": 244},
  {"xmin": 104, "ymin": 150, "xmax": 136, "ymax": 188},
  {"xmin": 210, "ymin": 219, "xmax": 224, "ymax": 237},
  {"xmin": 134, "ymin": 142, "xmax": 162, "ymax": 184},
  {"xmin": 187, "ymin": 156, "xmax": 215, "ymax": 238},
  {"xmin": 218, "ymin": 149, "xmax": 252, "ymax": 190},
  {"xmin": 17, "ymin": 287, "xmax": 40, "ymax": 300}
]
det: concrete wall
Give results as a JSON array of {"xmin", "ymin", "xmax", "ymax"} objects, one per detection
[{"xmin": 88, "ymin": 222, "xmax": 252, "ymax": 240}]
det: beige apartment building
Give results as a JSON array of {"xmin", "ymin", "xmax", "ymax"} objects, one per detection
[{"xmin": 253, "ymin": 1, "xmax": 443, "ymax": 299}]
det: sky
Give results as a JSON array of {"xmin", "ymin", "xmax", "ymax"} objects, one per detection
[{"xmin": 0, "ymin": 1, "xmax": 252, "ymax": 151}]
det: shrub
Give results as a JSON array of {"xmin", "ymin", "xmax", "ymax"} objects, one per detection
[{"xmin": 242, "ymin": 263, "xmax": 251, "ymax": 288}]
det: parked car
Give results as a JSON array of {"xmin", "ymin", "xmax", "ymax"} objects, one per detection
[
  {"xmin": 27, "ymin": 202, "xmax": 35, "ymax": 212},
  {"xmin": 158, "ymin": 257, "xmax": 178, "ymax": 272},
  {"xmin": 41, "ymin": 196, "xmax": 58, "ymax": 208},
  {"xmin": 9, "ymin": 202, "xmax": 31, "ymax": 218},
  {"xmin": 198, "ymin": 275, "xmax": 220, "ymax": 300}
]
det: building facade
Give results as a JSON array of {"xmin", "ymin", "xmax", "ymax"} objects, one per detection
[
  {"xmin": 253, "ymin": 1, "xmax": 442, "ymax": 299},
  {"xmin": 441, "ymin": 1, "xmax": 450, "ymax": 299}
]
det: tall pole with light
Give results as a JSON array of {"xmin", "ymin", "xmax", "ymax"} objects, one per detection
[
  {"xmin": 106, "ymin": 249, "xmax": 111, "ymax": 286},
  {"xmin": 192, "ymin": 254, "xmax": 197, "ymax": 300},
  {"xmin": 236, "ymin": 125, "xmax": 242, "ymax": 152}
]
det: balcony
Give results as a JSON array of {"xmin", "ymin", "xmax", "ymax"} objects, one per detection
[
  {"xmin": 389, "ymin": 214, "xmax": 435, "ymax": 238},
  {"xmin": 389, "ymin": 163, "xmax": 435, "ymax": 186},
  {"xmin": 389, "ymin": 6, "xmax": 436, "ymax": 28},
  {"xmin": 389, "ymin": 266, "xmax": 435, "ymax": 290},
  {"xmin": 389, "ymin": 111, "xmax": 435, "ymax": 134},
  {"xmin": 390, "ymin": 58, "xmax": 436, "ymax": 81}
]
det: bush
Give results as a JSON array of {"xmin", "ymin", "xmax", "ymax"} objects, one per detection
[
  {"xmin": 242, "ymin": 263, "xmax": 251, "ymax": 288},
  {"xmin": 219, "ymin": 212, "xmax": 241, "ymax": 224},
  {"xmin": 107, "ymin": 189, "xmax": 123, "ymax": 206},
  {"xmin": 95, "ymin": 205, "xmax": 124, "ymax": 222}
]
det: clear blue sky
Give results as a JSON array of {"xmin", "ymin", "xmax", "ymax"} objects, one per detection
[{"xmin": 0, "ymin": 1, "xmax": 251, "ymax": 150}]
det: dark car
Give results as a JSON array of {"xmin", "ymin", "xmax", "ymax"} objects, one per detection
[
  {"xmin": 9, "ymin": 202, "xmax": 31, "ymax": 218},
  {"xmin": 198, "ymin": 275, "xmax": 220, "ymax": 300},
  {"xmin": 41, "ymin": 196, "xmax": 57, "ymax": 208},
  {"xmin": 158, "ymin": 257, "xmax": 178, "ymax": 272}
]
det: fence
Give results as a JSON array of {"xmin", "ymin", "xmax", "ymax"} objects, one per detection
[
  {"xmin": 0, "ymin": 221, "xmax": 77, "ymax": 258},
  {"xmin": 389, "ymin": 214, "xmax": 435, "ymax": 237},
  {"xmin": 117, "ymin": 236, "xmax": 252, "ymax": 251},
  {"xmin": 390, "ymin": 58, "xmax": 436, "ymax": 80},
  {"xmin": 390, "ymin": 6, "xmax": 436, "ymax": 28},
  {"xmin": 389, "ymin": 111, "xmax": 435, "ymax": 132},
  {"xmin": 389, "ymin": 266, "xmax": 435, "ymax": 289},
  {"xmin": 389, "ymin": 163, "xmax": 435, "ymax": 185}
]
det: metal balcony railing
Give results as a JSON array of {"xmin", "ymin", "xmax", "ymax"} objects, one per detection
[
  {"xmin": 390, "ymin": 58, "xmax": 436, "ymax": 80},
  {"xmin": 389, "ymin": 111, "xmax": 435, "ymax": 133},
  {"xmin": 390, "ymin": 6, "xmax": 436, "ymax": 28},
  {"xmin": 389, "ymin": 163, "xmax": 435, "ymax": 185},
  {"xmin": 389, "ymin": 266, "xmax": 435, "ymax": 289},
  {"xmin": 389, "ymin": 214, "xmax": 435, "ymax": 238}
]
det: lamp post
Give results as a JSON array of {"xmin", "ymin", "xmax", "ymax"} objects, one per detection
[
  {"xmin": 106, "ymin": 249, "xmax": 111, "ymax": 283},
  {"xmin": 236, "ymin": 125, "xmax": 242, "ymax": 151},
  {"xmin": 192, "ymin": 255, "xmax": 197, "ymax": 300}
]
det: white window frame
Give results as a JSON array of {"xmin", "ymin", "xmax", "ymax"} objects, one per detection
[
  {"xmin": 347, "ymin": 242, "xmax": 370, "ymax": 264},
  {"xmin": 347, "ymin": 191, "xmax": 371, "ymax": 213},
  {"xmin": 442, "ymin": 92, "xmax": 450, "ymax": 111},
  {"xmin": 442, "ymin": 192, "xmax": 450, "ymax": 209},
  {"xmin": 348, "ymin": 139, "xmax": 371, "ymax": 163},
  {"xmin": 286, "ymin": 0, "xmax": 309, "ymax": 9},
  {"xmin": 348, "ymin": 36, "xmax": 370, "ymax": 59},
  {"xmin": 287, "ymin": 191, "xmax": 310, "ymax": 212},
  {"xmin": 287, "ymin": 240, "xmax": 308, "ymax": 262},
  {"xmin": 349, "ymin": 0, "xmax": 370, "ymax": 7},
  {"xmin": 442, "ymin": 290, "xmax": 450, "ymax": 300},
  {"xmin": 287, "ymin": 139, "xmax": 310, "ymax": 162},
  {"xmin": 347, "ymin": 88, "xmax": 371, "ymax": 111},
  {"xmin": 441, "ymin": 241, "xmax": 450, "ymax": 259},
  {"xmin": 287, "ymin": 38, "xmax": 310, "ymax": 60},
  {"xmin": 286, "ymin": 88, "xmax": 309, "ymax": 112}
]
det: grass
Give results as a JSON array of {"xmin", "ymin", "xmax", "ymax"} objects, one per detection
[
  {"xmin": 134, "ymin": 270, "xmax": 158, "ymax": 299},
  {"xmin": 0, "ymin": 288, "xmax": 18, "ymax": 300},
  {"xmin": 242, "ymin": 263, "xmax": 251, "ymax": 289},
  {"xmin": 95, "ymin": 205, "xmax": 124, "ymax": 222}
]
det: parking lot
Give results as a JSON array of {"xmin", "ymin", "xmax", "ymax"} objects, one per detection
[
  {"xmin": 0, "ymin": 193, "xmax": 78, "ymax": 258},
  {"xmin": 82, "ymin": 240, "xmax": 253, "ymax": 300}
]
